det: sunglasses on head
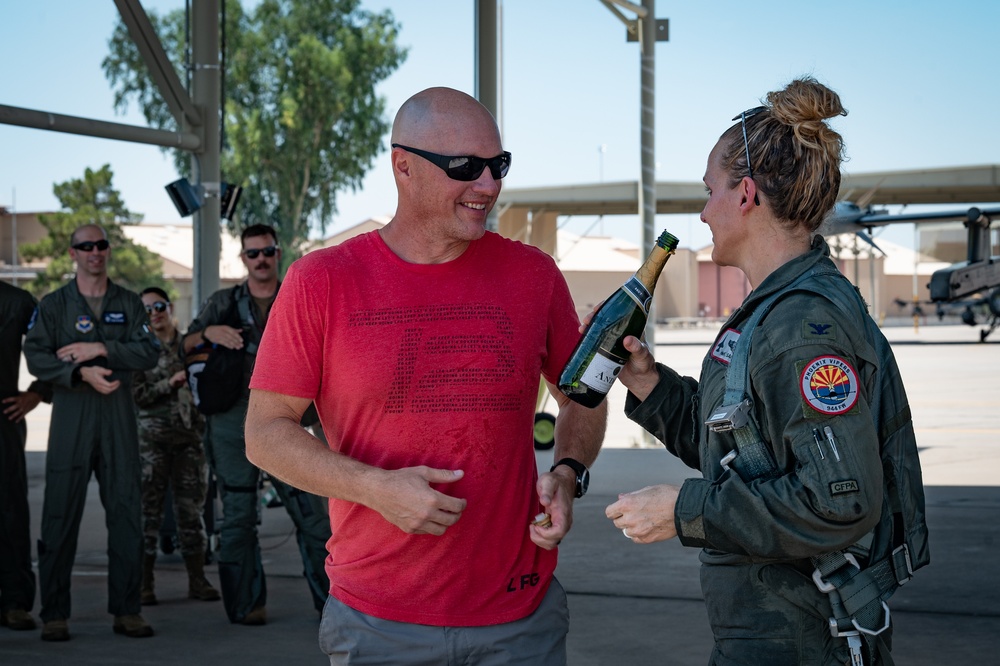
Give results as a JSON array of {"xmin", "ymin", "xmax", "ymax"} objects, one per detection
[
  {"xmin": 731, "ymin": 106, "xmax": 767, "ymax": 206},
  {"xmin": 144, "ymin": 301, "xmax": 169, "ymax": 314},
  {"xmin": 242, "ymin": 245, "xmax": 278, "ymax": 259},
  {"xmin": 391, "ymin": 143, "xmax": 512, "ymax": 181},
  {"xmin": 72, "ymin": 239, "xmax": 110, "ymax": 252}
]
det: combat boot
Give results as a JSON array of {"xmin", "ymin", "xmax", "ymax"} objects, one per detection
[
  {"xmin": 184, "ymin": 553, "xmax": 221, "ymax": 601},
  {"xmin": 1, "ymin": 608, "xmax": 36, "ymax": 631},
  {"xmin": 141, "ymin": 553, "xmax": 157, "ymax": 605},
  {"xmin": 113, "ymin": 614, "xmax": 154, "ymax": 638},
  {"xmin": 40, "ymin": 619, "xmax": 70, "ymax": 642}
]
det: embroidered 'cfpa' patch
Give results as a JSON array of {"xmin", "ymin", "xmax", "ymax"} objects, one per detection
[{"xmin": 799, "ymin": 355, "xmax": 859, "ymax": 415}]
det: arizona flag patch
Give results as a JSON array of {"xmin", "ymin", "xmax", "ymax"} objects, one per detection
[{"xmin": 799, "ymin": 355, "xmax": 859, "ymax": 415}]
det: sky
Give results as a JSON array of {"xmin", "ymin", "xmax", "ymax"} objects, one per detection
[{"xmin": 2, "ymin": 0, "xmax": 998, "ymax": 252}]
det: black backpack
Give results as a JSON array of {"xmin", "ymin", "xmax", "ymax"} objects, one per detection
[{"xmin": 186, "ymin": 287, "xmax": 246, "ymax": 415}]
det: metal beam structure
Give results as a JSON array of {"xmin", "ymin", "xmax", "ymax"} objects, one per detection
[
  {"xmin": 0, "ymin": 0, "xmax": 221, "ymax": 305},
  {"xmin": 0, "ymin": 103, "xmax": 200, "ymax": 151},
  {"xmin": 498, "ymin": 165, "xmax": 1000, "ymax": 219},
  {"xmin": 113, "ymin": 0, "xmax": 201, "ymax": 128}
]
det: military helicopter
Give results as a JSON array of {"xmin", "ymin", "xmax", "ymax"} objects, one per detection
[{"xmin": 821, "ymin": 196, "xmax": 1000, "ymax": 342}]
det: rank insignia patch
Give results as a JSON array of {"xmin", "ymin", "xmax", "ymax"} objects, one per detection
[
  {"xmin": 799, "ymin": 355, "xmax": 859, "ymax": 415},
  {"xmin": 75, "ymin": 315, "xmax": 94, "ymax": 333},
  {"xmin": 803, "ymin": 320, "xmax": 836, "ymax": 340}
]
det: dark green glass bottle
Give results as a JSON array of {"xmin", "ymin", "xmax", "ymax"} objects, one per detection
[{"xmin": 558, "ymin": 230, "xmax": 679, "ymax": 408}]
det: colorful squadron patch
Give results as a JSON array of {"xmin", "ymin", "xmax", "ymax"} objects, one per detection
[
  {"xmin": 75, "ymin": 315, "xmax": 94, "ymax": 333},
  {"xmin": 711, "ymin": 329, "xmax": 741, "ymax": 365},
  {"xmin": 799, "ymin": 355, "xmax": 859, "ymax": 415}
]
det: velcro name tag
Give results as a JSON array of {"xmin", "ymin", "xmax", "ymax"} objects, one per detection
[{"xmin": 830, "ymin": 479, "xmax": 859, "ymax": 496}]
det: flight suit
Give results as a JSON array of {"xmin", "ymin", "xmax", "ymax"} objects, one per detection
[
  {"xmin": 187, "ymin": 282, "xmax": 330, "ymax": 623},
  {"xmin": 627, "ymin": 238, "xmax": 902, "ymax": 665},
  {"xmin": 23, "ymin": 279, "xmax": 158, "ymax": 622},
  {"xmin": 0, "ymin": 282, "xmax": 51, "ymax": 617}
]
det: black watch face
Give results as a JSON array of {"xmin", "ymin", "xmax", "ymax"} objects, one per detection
[{"xmin": 578, "ymin": 469, "xmax": 590, "ymax": 497}]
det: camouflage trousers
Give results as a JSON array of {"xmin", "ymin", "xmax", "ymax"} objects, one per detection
[{"xmin": 139, "ymin": 428, "xmax": 209, "ymax": 558}]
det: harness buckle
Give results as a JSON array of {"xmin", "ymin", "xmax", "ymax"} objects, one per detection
[
  {"xmin": 719, "ymin": 449, "xmax": 738, "ymax": 472},
  {"xmin": 846, "ymin": 634, "xmax": 865, "ymax": 666},
  {"xmin": 893, "ymin": 543, "xmax": 914, "ymax": 585},
  {"xmin": 705, "ymin": 399, "xmax": 752, "ymax": 432},
  {"xmin": 812, "ymin": 552, "xmax": 860, "ymax": 593},
  {"xmin": 829, "ymin": 619, "xmax": 865, "ymax": 666},
  {"xmin": 852, "ymin": 601, "xmax": 892, "ymax": 636}
]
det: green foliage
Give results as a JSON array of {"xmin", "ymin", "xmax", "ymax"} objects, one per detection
[
  {"xmin": 19, "ymin": 165, "xmax": 165, "ymax": 298},
  {"xmin": 102, "ymin": 0, "xmax": 407, "ymax": 269}
]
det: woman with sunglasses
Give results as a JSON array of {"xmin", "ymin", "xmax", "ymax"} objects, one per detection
[
  {"xmin": 132, "ymin": 287, "xmax": 220, "ymax": 607},
  {"xmin": 605, "ymin": 78, "xmax": 923, "ymax": 665}
]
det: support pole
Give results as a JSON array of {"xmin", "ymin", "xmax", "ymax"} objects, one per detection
[
  {"xmin": 191, "ymin": 0, "xmax": 221, "ymax": 308},
  {"xmin": 476, "ymin": 0, "xmax": 500, "ymax": 232},
  {"xmin": 639, "ymin": 0, "xmax": 657, "ymax": 346}
]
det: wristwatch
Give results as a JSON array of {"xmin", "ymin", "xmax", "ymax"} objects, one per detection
[{"xmin": 550, "ymin": 458, "xmax": 590, "ymax": 498}]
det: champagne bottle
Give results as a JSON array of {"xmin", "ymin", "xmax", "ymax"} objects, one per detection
[{"xmin": 558, "ymin": 230, "xmax": 679, "ymax": 408}]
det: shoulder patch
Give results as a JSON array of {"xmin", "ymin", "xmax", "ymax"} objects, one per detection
[
  {"xmin": 799, "ymin": 355, "xmax": 859, "ymax": 415},
  {"xmin": 711, "ymin": 328, "xmax": 740, "ymax": 365},
  {"xmin": 802, "ymin": 320, "xmax": 837, "ymax": 340},
  {"xmin": 27, "ymin": 307, "xmax": 38, "ymax": 331}
]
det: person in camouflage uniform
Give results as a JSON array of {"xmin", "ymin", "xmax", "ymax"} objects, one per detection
[{"xmin": 133, "ymin": 287, "xmax": 219, "ymax": 605}]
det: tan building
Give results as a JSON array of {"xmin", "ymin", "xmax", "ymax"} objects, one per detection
[
  {"xmin": 0, "ymin": 211, "xmax": 245, "ymax": 328},
  {"xmin": 0, "ymin": 209, "xmax": 974, "ymax": 331}
]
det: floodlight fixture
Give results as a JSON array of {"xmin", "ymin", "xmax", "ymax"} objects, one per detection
[
  {"xmin": 220, "ymin": 182, "xmax": 243, "ymax": 220},
  {"xmin": 165, "ymin": 178, "xmax": 203, "ymax": 218}
]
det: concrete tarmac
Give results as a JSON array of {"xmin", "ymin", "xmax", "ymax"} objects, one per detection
[{"xmin": 2, "ymin": 324, "xmax": 998, "ymax": 664}]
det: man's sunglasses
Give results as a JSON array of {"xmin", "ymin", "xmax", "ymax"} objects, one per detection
[
  {"xmin": 732, "ymin": 105, "xmax": 767, "ymax": 206},
  {"xmin": 392, "ymin": 143, "xmax": 512, "ymax": 181},
  {"xmin": 72, "ymin": 239, "xmax": 111, "ymax": 252},
  {"xmin": 144, "ymin": 301, "xmax": 169, "ymax": 314},
  {"xmin": 242, "ymin": 245, "xmax": 278, "ymax": 259}
]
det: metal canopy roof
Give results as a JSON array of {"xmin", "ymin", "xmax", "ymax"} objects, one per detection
[{"xmin": 497, "ymin": 164, "xmax": 1000, "ymax": 216}]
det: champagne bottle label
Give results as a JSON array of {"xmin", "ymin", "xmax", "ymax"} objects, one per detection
[
  {"xmin": 579, "ymin": 350, "xmax": 625, "ymax": 394},
  {"xmin": 621, "ymin": 277, "xmax": 652, "ymax": 314}
]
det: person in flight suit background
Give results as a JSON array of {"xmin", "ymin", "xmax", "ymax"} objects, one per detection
[
  {"xmin": 0, "ymin": 280, "xmax": 52, "ymax": 632},
  {"xmin": 605, "ymin": 77, "xmax": 921, "ymax": 665},
  {"xmin": 24, "ymin": 223, "xmax": 159, "ymax": 642},
  {"xmin": 183, "ymin": 224, "xmax": 330, "ymax": 626},
  {"xmin": 132, "ymin": 286, "xmax": 220, "ymax": 607}
]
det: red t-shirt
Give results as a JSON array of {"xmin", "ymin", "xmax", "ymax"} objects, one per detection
[{"xmin": 250, "ymin": 230, "xmax": 581, "ymax": 626}]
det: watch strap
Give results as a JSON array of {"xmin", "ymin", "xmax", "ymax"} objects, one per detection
[{"xmin": 550, "ymin": 457, "xmax": 588, "ymax": 498}]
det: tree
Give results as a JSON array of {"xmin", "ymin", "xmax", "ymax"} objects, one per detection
[
  {"xmin": 20, "ymin": 165, "xmax": 165, "ymax": 297},
  {"xmin": 102, "ymin": 0, "xmax": 407, "ymax": 267}
]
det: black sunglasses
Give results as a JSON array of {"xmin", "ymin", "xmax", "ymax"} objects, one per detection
[
  {"xmin": 731, "ymin": 106, "xmax": 767, "ymax": 206},
  {"xmin": 242, "ymin": 245, "xmax": 278, "ymax": 259},
  {"xmin": 392, "ymin": 143, "xmax": 512, "ymax": 181},
  {"xmin": 144, "ymin": 301, "xmax": 169, "ymax": 314},
  {"xmin": 72, "ymin": 239, "xmax": 110, "ymax": 252}
]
